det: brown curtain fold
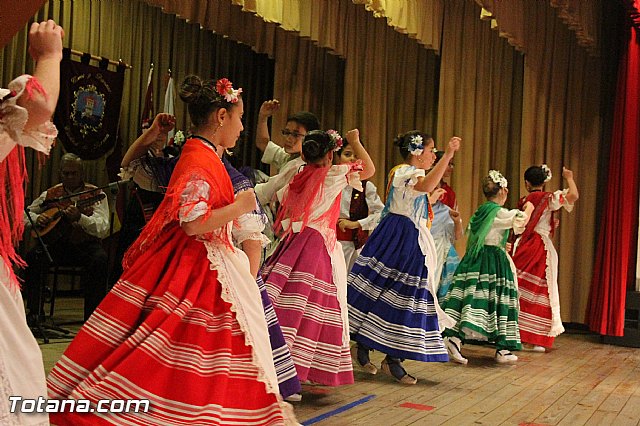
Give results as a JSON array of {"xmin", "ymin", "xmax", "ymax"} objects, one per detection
[
  {"xmin": 437, "ymin": 0, "xmax": 524, "ymax": 246},
  {"xmin": 477, "ymin": 0, "xmax": 600, "ymax": 55}
]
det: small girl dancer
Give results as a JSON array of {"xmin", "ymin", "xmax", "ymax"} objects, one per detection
[
  {"xmin": 429, "ymin": 151, "xmax": 464, "ymax": 298},
  {"xmin": 442, "ymin": 170, "xmax": 534, "ymax": 364},
  {"xmin": 261, "ymin": 129, "xmax": 375, "ymax": 388},
  {"xmin": 348, "ymin": 131, "xmax": 461, "ymax": 385},
  {"xmin": 512, "ymin": 165, "xmax": 578, "ymax": 352},
  {"xmin": 334, "ymin": 138, "xmax": 384, "ymax": 271}
]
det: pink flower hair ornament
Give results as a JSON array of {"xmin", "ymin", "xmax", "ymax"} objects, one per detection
[
  {"xmin": 215, "ymin": 78, "xmax": 242, "ymax": 104},
  {"xmin": 327, "ymin": 129, "xmax": 344, "ymax": 152}
]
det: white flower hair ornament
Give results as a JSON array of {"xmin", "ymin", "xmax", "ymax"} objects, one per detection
[
  {"xmin": 488, "ymin": 170, "xmax": 508, "ymax": 188},
  {"xmin": 327, "ymin": 129, "xmax": 344, "ymax": 152},
  {"xmin": 541, "ymin": 164, "xmax": 552, "ymax": 182},
  {"xmin": 173, "ymin": 130, "xmax": 185, "ymax": 146},
  {"xmin": 408, "ymin": 134, "xmax": 424, "ymax": 156}
]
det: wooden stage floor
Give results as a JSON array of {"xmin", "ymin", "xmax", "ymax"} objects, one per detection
[{"xmin": 39, "ymin": 298, "xmax": 640, "ymax": 426}]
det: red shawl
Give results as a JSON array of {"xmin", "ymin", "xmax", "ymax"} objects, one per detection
[
  {"xmin": 123, "ymin": 138, "xmax": 234, "ymax": 269},
  {"xmin": 518, "ymin": 191, "xmax": 557, "ymax": 243}
]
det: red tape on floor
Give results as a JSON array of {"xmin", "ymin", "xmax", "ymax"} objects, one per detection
[{"xmin": 398, "ymin": 402, "xmax": 435, "ymax": 411}]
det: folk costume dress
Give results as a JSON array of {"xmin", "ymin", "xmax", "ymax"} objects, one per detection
[
  {"xmin": 0, "ymin": 75, "xmax": 56, "ymax": 426},
  {"xmin": 261, "ymin": 162, "xmax": 361, "ymax": 386},
  {"xmin": 441, "ymin": 202, "xmax": 528, "ymax": 351},
  {"xmin": 336, "ymin": 180, "xmax": 384, "ymax": 272},
  {"xmin": 347, "ymin": 165, "xmax": 452, "ymax": 363},
  {"xmin": 121, "ymin": 149, "xmax": 302, "ymax": 399},
  {"xmin": 512, "ymin": 190, "xmax": 573, "ymax": 348},
  {"xmin": 47, "ymin": 138, "xmax": 288, "ymax": 425},
  {"xmin": 430, "ymin": 200, "xmax": 461, "ymax": 299}
]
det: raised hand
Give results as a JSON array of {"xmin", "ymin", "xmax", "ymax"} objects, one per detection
[
  {"xmin": 562, "ymin": 167, "xmax": 574, "ymax": 180},
  {"xmin": 28, "ymin": 20, "xmax": 64, "ymax": 63},
  {"xmin": 445, "ymin": 136, "xmax": 461, "ymax": 157},
  {"xmin": 153, "ymin": 113, "xmax": 176, "ymax": 135},
  {"xmin": 345, "ymin": 129, "xmax": 360, "ymax": 144},
  {"xmin": 259, "ymin": 99, "xmax": 280, "ymax": 118},
  {"xmin": 449, "ymin": 208, "xmax": 462, "ymax": 224},
  {"xmin": 428, "ymin": 188, "xmax": 446, "ymax": 205}
]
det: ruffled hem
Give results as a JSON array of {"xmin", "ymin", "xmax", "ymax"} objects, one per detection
[{"xmin": 203, "ymin": 241, "xmax": 292, "ymax": 424}]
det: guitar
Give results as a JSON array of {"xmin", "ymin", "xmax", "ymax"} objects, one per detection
[{"xmin": 31, "ymin": 193, "xmax": 106, "ymax": 242}]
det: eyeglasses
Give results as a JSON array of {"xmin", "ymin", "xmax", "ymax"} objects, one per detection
[{"xmin": 281, "ymin": 129, "xmax": 306, "ymax": 139}]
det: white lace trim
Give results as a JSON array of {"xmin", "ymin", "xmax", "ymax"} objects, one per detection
[
  {"xmin": 235, "ymin": 231, "xmax": 271, "ymax": 248},
  {"xmin": 416, "ymin": 218, "xmax": 455, "ymax": 330},
  {"xmin": 0, "ymin": 356, "xmax": 21, "ymax": 426},
  {"xmin": 202, "ymin": 240, "xmax": 291, "ymax": 424},
  {"xmin": 328, "ymin": 242, "xmax": 351, "ymax": 346},
  {"xmin": 541, "ymin": 235, "xmax": 564, "ymax": 336}
]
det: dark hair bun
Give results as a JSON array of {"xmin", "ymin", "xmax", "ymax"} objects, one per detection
[
  {"xmin": 394, "ymin": 130, "xmax": 432, "ymax": 160},
  {"xmin": 179, "ymin": 75, "xmax": 217, "ymax": 105},
  {"xmin": 524, "ymin": 166, "xmax": 547, "ymax": 186},
  {"xmin": 393, "ymin": 133, "xmax": 405, "ymax": 147},
  {"xmin": 302, "ymin": 130, "xmax": 333, "ymax": 163}
]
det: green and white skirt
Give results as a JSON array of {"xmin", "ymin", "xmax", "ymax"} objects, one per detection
[{"xmin": 441, "ymin": 245, "xmax": 521, "ymax": 351}]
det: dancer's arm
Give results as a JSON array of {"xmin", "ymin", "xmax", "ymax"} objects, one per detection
[
  {"xmin": 345, "ymin": 129, "xmax": 375, "ymax": 181},
  {"xmin": 182, "ymin": 189, "xmax": 256, "ymax": 236},
  {"xmin": 562, "ymin": 167, "xmax": 579, "ymax": 204},
  {"xmin": 256, "ymin": 99, "xmax": 279, "ymax": 153},
  {"xmin": 20, "ymin": 20, "xmax": 64, "ymax": 130},
  {"xmin": 122, "ymin": 113, "xmax": 175, "ymax": 166},
  {"xmin": 414, "ymin": 137, "xmax": 460, "ymax": 192}
]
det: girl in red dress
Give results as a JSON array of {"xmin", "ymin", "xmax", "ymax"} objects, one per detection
[
  {"xmin": 512, "ymin": 165, "xmax": 579, "ymax": 352},
  {"xmin": 47, "ymin": 75, "xmax": 295, "ymax": 425}
]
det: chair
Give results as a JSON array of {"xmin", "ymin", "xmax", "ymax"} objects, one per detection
[{"xmin": 47, "ymin": 265, "xmax": 83, "ymax": 317}]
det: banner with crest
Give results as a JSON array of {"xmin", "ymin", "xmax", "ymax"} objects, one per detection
[{"xmin": 54, "ymin": 48, "xmax": 125, "ymax": 160}]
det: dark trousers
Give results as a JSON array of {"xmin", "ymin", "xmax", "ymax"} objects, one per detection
[{"xmin": 25, "ymin": 239, "xmax": 108, "ymax": 321}]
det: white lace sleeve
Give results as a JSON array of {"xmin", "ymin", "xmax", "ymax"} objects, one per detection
[
  {"xmin": 494, "ymin": 207, "xmax": 528, "ymax": 234},
  {"xmin": 119, "ymin": 157, "xmax": 162, "ymax": 192},
  {"xmin": 232, "ymin": 189, "xmax": 269, "ymax": 247},
  {"xmin": 178, "ymin": 179, "xmax": 211, "ymax": 223},
  {"xmin": 549, "ymin": 189, "xmax": 574, "ymax": 213},
  {"xmin": 233, "ymin": 214, "xmax": 270, "ymax": 247},
  {"xmin": 393, "ymin": 165, "xmax": 426, "ymax": 191},
  {"xmin": 0, "ymin": 75, "xmax": 57, "ymax": 162},
  {"xmin": 358, "ymin": 181, "xmax": 385, "ymax": 231}
]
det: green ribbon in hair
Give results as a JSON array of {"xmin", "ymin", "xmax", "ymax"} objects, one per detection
[{"xmin": 466, "ymin": 201, "xmax": 508, "ymax": 259}]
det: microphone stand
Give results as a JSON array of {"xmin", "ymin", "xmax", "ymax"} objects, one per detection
[{"xmin": 24, "ymin": 206, "xmax": 71, "ymax": 343}]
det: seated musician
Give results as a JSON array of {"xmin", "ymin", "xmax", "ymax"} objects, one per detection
[{"xmin": 24, "ymin": 153, "xmax": 109, "ymax": 321}]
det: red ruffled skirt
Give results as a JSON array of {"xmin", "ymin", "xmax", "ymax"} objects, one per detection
[{"xmin": 47, "ymin": 224, "xmax": 283, "ymax": 425}]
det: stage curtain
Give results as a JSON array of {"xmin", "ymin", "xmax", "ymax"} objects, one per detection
[
  {"xmin": 436, "ymin": 0, "xmax": 524, "ymax": 252},
  {"xmin": 476, "ymin": 0, "xmax": 600, "ymax": 54},
  {"xmin": 586, "ymin": 11, "xmax": 640, "ymax": 335}
]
